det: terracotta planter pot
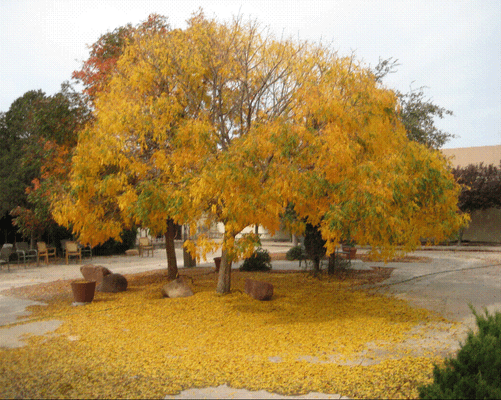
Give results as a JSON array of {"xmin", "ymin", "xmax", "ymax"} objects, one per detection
[
  {"xmin": 71, "ymin": 280, "xmax": 96, "ymax": 303},
  {"xmin": 213, "ymin": 257, "xmax": 221, "ymax": 272},
  {"xmin": 342, "ymin": 246, "xmax": 357, "ymax": 260}
]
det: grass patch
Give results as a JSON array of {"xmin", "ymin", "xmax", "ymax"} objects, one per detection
[{"xmin": 0, "ymin": 268, "xmax": 449, "ymax": 399}]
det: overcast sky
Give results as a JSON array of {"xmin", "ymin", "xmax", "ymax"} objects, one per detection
[{"xmin": 1, "ymin": 0, "xmax": 500, "ymax": 149}]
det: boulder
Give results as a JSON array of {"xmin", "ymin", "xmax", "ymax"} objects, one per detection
[
  {"xmin": 97, "ymin": 273, "xmax": 128, "ymax": 293},
  {"xmin": 161, "ymin": 278, "xmax": 194, "ymax": 298},
  {"xmin": 245, "ymin": 279, "xmax": 274, "ymax": 301},
  {"xmin": 80, "ymin": 265, "xmax": 112, "ymax": 285}
]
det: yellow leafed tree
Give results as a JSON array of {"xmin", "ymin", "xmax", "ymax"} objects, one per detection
[
  {"xmin": 53, "ymin": 11, "xmax": 467, "ymax": 292},
  {"xmin": 52, "ymin": 22, "xmax": 203, "ymax": 279}
]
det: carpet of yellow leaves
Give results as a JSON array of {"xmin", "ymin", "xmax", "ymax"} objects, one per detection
[{"xmin": 0, "ymin": 269, "xmax": 449, "ymax": 399}]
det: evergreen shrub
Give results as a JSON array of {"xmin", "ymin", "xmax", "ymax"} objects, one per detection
[
  {"xmin": 286, "ymin": 245, "xmax": 306, "ymax": 261},
  {"xmin": 418, "ymin": 306, "xmax": 501, "ymax": 399},
  {"xmin": 239, "ymin": 248, "xmax": 272, "ymax": 271}
]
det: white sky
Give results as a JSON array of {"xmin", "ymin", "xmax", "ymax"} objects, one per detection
[{"xmin": 1, "ymin": 0, "xmax": 500, "ymax": 149}]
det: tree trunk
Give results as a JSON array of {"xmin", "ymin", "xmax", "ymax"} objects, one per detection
[
  {"xmin": 216, "ymin": 247, "xmax": 232, "ymax": 293},
  {"xmin": 313, "ymin": 256, "xmax": 321, "ymax": 274},
  {"xmin": 165, "ymin": 218, "xmax": 178, "ymax": 280},
  {"xmin": 328, "ymin": 253, "xmax": 336, "ymax": 275},
  {"xmin": 182, "ymin": 225, "xmax": 196, "ymax": 268},
  {"xmin": 216, "ymin": 229, "xmax": 236, "ymax": 294}
]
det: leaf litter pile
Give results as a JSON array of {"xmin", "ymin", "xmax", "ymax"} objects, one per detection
[{"xmin": 0, "ymin": 266, "xmax": 457, "ymax": 399}]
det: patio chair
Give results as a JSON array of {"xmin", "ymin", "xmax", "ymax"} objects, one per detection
[
  {"xmin": 37, "ymin": 242, "xmax": 56, "ymax": 265},
  {"xmin": 15, "ymin": 242, "xmax": 37, "ymax": 267},
  {"xmin": 138, "ymin": 237, "xmax": 154, "ymax": 257},
  {"xmin": 0, "ymin": 245, "xmax": 13, "ymax": 272},
  {"xmin": 65, "ymin": 241, "xmax": 81, "ymax": 264}
]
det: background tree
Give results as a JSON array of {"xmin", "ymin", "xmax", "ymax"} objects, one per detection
[
  {"xmin": 0, "ymin": 84, "xmax": 88, "ymax": 245},
  {"xmin": 452, "ymin": 162, "xmax": 501, "ymax": 243},
  {"xmin": 399, "ymin": 86, "xmax": 454, "ymax": 149},
  {"xmin": 72, "ymin": 14, "xmax": 168, "ymax": 107},
  {"xmin": 453, "ymin": 163, "xmax": 501, "ymax": 213},
  {"xmin": 0, "ymin": 90, "xmax": 45, "ymax": 218},
  {"xmin": 372, "ymin": 58, "xmax": 455, "ymax": 149},
  {"xmin": 72, "ymin": 24, "xmax": 131, "ymax": 102}
]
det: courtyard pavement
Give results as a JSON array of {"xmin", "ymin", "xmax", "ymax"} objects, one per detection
[{"xmin": 1, "ymin": 242, "xmax": 501, "ymax": 399}]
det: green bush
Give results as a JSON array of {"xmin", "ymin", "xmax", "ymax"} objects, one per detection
[
  {"xmin": 286, "ymin": 245, "xmax": 306, "ymax": 261},
  {"xmin": 419, "ymin": 306, "xmax": 501, "ymax": 399},
  {"xmin": 239, "ymin": 248, "xmax": 272, "ymax": 271}
]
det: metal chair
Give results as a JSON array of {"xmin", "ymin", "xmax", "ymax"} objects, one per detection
[
  {"xmin": 15, "ymin": 242, "xmax": 37, "ymax": 267},
  {"xmin": 0, "ymin": 245, "xmax": 13, "ymax": 272}
]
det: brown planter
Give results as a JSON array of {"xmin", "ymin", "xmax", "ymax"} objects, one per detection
[
  {"xmin": 342, "ymin": 246, "xmax": 357, "ymax": 260},
  {"xmin": 213, "ymin": 257, "xmax": 221, "ymax": 272},
  {"xmin": 71, "ymin": 280, "xmax": 96, "ymax": 303}
]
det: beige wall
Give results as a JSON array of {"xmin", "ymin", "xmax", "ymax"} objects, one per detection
[
  {"xmin": 462, "ymin": 208, "xmax": 501, "ymax": 243},
  {"xmin": 441, "ymin": 145, "xmax": 501, "ymax": 243},
  {"xmin": 442, "ymin": 145, "xmax": 501, "ymax": 168}
]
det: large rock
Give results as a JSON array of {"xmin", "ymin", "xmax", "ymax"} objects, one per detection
[
  {"xmin": 97, "ymin": 273, "xmax": 128, "ymax": 293},
  {"xmin": 245, "ymin": 279, "xmax": 274, "ymax": 301},
  {"xmin": 80, "ymin": 265, "xmax": 112, "ymax": 285},
  {"xmin": 161, "ymin": 278, "xmax": 193, "ymax": 298}
]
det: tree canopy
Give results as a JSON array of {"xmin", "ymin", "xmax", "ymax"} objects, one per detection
[
  {"xmin": 372, "ymin": 58, "xmax": 455, "ymax": 149},
  {"xmin": 53, "ymin": 11, "xmax": 467, "ymax": 293},
  {"xmin": 0, "ymin": 90, "xmax": 46, "ymax": 217},
  {"xmin": 0, "ymin": 84, "xmax": 88, "ymax": 243}
]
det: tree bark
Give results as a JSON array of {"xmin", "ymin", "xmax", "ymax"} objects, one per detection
[
  {"xmin": 313, "ymin": 256, "xmax": 321, "ymax": 274},
  {"xmin": 216, "ymin": 247, "xmax": 232, "ymax": 293},
  {"xmin": 328, "ymin": 253, "xmax": 336, "ymax": 275},
  {"xmin": 165, "ymin": 218, "xmax": 178, "ymax": 280},
  {"xmin": 183, "ymin": 225, "xmax": 196, "ymax": 268}
]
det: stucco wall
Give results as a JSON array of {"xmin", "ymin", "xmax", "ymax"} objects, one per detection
[
  {"xmin": 462, "ymin": 208, "xmax": 501, "ymax": 243},
  {"xmin": 441, "ymin": 145, "xmax": 501, "ymax": 168}
]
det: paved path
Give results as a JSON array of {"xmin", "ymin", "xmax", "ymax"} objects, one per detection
[{"xmin": 365, "ymin": 250, "xmax": 501, "ymax": 322}]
